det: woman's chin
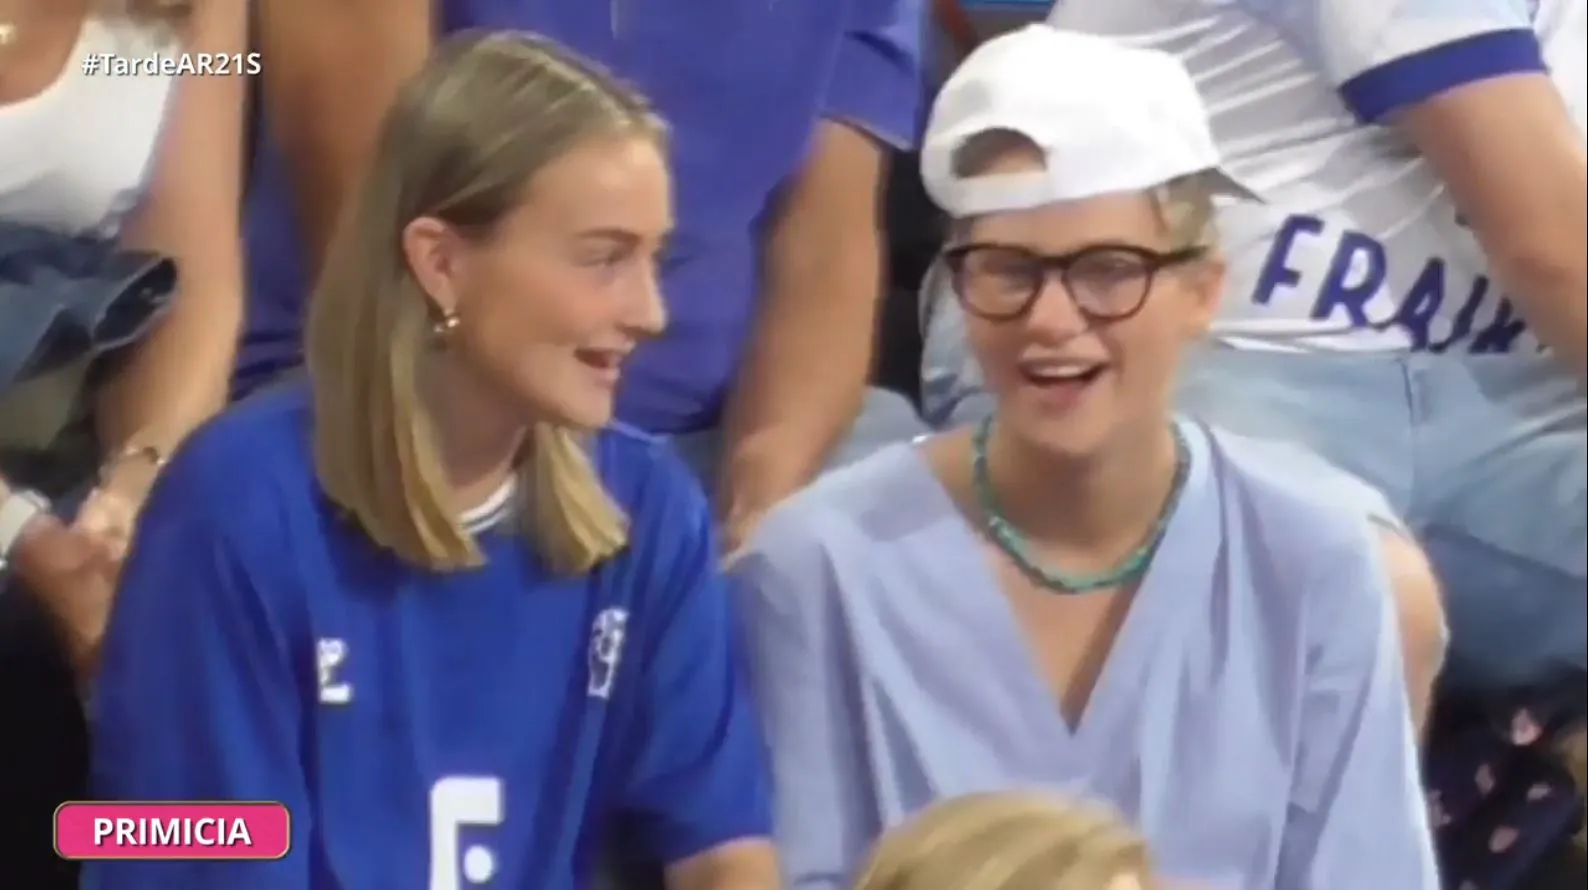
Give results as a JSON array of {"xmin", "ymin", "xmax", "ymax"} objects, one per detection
[
  {"xmin": 523, "ymin": 386, "xmax": 616, "ymax": 432},
  {"xmin": 554, "ymin": 398, "xmax": 615, "ymax": 431},
  {"xmin": 1002, "ymin": 407, "xmax": 1114, "ymax": 461}
]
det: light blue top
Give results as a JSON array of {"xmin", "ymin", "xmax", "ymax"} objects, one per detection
[{"xmin": 731, "ymin": 421, "xmax": 1439, "ymax": 890}]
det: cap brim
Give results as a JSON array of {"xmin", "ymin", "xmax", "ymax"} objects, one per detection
[{"xmin": 1207, "ymin": 167, "xmax": 1263, "ymax": 204}]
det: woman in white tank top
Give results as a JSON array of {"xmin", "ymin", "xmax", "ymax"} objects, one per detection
[{"xmin": 0, "ymin": 2, "xmax": 248, "ymax": 887}]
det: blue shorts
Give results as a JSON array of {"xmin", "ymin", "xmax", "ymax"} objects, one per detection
[{"xmin": 921, "ymin": 278, "xmax": 1586, "ymax": 697}]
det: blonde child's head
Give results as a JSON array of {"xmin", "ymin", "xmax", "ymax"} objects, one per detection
[{"xmin": 852, "ymin": 792, "xmax": 1155, "ymax": 890}]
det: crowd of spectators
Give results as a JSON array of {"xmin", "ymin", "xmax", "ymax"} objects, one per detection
[{"xmin": 0, "ymin": 1, "xmax": 1582, "ymax": 889}]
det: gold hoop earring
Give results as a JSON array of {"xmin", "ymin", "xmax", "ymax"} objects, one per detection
[{"xmin": 431, "ymin": 311, "xmax": 460, "ymax": 342}]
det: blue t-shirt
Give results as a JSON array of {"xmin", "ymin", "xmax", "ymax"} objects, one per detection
[
  {"xmin": 240, "ymin": 0, "xmax": 926, "ymax": 433},
  {"xmin": 83, "ymin": 384, "xmax": 771, "ymax": 890}
]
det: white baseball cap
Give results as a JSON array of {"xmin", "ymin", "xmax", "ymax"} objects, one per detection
[{"xmin": 921, "ymin": 24, "xmax": 1258, "ymax": 217}]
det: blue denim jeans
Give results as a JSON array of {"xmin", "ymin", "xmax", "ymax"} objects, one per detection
[
  {"xmin": 1171, "ymin": 347, "xmax": 1586, "ymax": 699},
  {"xmin": 922, "ymin": 277, "xmax": 1587, "ymax": 698}
]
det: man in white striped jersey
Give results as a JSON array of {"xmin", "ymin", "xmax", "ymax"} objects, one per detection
[{"xmin": 922, "ymin": 0, "xmax": 1586, "ymax": 705}]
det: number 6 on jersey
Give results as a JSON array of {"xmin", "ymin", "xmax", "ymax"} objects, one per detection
[{"xmin": 429, "ymin": 776, "xmax": 504, "ymax": 889}]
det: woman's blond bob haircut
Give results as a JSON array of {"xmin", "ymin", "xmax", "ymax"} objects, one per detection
[
  {"xmin": 852, "ymin": 792, "xmax": 1153, "ymax": 890},
  {"xmin": 306, "ymin": 31, "xmax": 664, "ymax": 574}
]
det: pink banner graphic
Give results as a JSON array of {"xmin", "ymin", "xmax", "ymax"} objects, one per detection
[{"xmin": 55, "ymin": 802, "xmax": 292, "ymax": 860}]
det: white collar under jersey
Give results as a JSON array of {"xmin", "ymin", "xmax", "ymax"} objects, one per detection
[
  {"xmin": 460, "ymin": 479, "xmax": 519, "ymax": 534},
  {"xmin": 1049, "ymin": 0, "xmax": 1586, "ymax": 355},
  {"xmin": 0, "ymin": 16, "xmax": 178, "ymax": 238}
]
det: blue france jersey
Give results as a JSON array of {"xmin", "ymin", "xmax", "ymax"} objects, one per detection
[
  {"xmin": 83, "ymin": 384, "xmax": 771, "ymax": 890},
  {"xmin": 1051, "ymin": 0, "xmax": 1585, "ymax": 354}
]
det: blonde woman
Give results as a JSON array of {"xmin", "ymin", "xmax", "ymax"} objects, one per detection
[
  {"xmin": 732, "ymin": 26, "xmax": 1444, "ymax": 890},
  {"xmin": 252, "ymin": 0, "xmax": 932, "ymax": 559},
  {"xmin": 84, "ymin": 33, "xmax": 776, "ymax": 890},
  {"xmin": 853, "ymin": 793, "xmax": 1154, "ymax": 890}
]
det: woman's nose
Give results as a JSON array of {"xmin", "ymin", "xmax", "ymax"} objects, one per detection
[
  {"xmin": 1022, "ymin": 274, "xmax": 1089, "ymax": 339},
  {"xmin": 622, "ymin": 266, "xmax": 668, "ymax": 337}
]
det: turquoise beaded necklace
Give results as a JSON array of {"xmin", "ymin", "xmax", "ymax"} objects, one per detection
[{"xmin": 971, "ymin": 417, "xmax": 1191, "ymax": 594}]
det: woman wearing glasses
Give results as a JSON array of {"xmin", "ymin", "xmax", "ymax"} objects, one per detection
[{"xmin": 730, "ymin": 26, "xmax": 1444, "ymax": 890}]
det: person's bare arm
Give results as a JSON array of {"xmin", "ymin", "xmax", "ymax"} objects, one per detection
[
  {"xmin": 95, "ymin": 0, "xmax": 249, "ymax": 492},
  {"xmin": 1395, "ymin": 75, "xmax": 1587, "ymax": 378},
  {"xmin": 259, "ymin": 0, "xmax": 432, "ymax": 273},
  {"xmin": 1294, "ymin": 2, "xmax": 1586, "ymax": 378},
  {"xmin": 716, "ymin": 1, "xmax": 926, "ymax": 549},
  {"xmin": 717, "ymin": 121, "xmax": 893, "ymax": 548},
  {"xmin": 1376, "ymin": 527, "xmax": 1446, "ymax": 736}
]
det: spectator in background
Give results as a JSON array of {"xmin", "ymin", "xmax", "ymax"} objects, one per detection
[
  {"xmin": 1034, "ymin": 3, "xmax": 1588, "ymax": 880},
  {"xmin": 86, "ymin": 33, "xmax": 776, "ymax": 890},
  {"xmin": 0, "ymin": 0, "xmax": 246, "ymax": 886},
  {"xmin": 735, "ymin": 28, "xmax": 1442, "ymax": 890},
  {"xmin": 923, "ymin": 0, "xmax": 1588, "ymax": 706},
  {"xmin": 851, "ymin": 792, "xmax": 1156, "ymax": 890},
  {"xmin": 252, "ymin": 0, "xmax": 931, "ymax": 554}
]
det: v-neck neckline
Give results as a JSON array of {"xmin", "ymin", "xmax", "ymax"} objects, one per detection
[{"xmin": 899, "ymin": 420, "xmax": 1217, "ymax": 758}]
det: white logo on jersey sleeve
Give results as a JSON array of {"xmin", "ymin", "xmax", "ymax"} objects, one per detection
[
  {"xmin": 587, "ymin": 608, "xmax": 628, "ymax": 700},
  {"xmin": 316, "ymin": 638, "xmax": 352, "ymax": 705}
]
